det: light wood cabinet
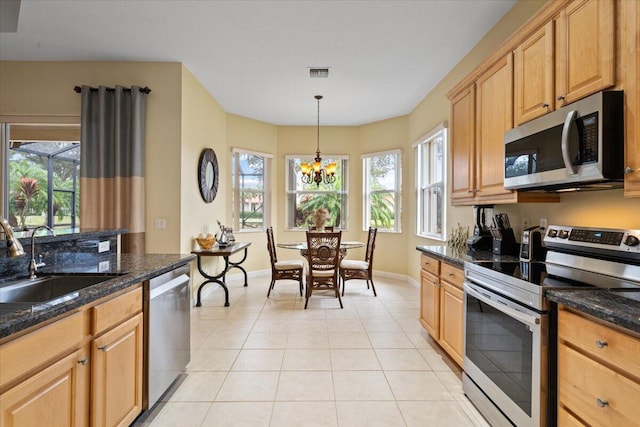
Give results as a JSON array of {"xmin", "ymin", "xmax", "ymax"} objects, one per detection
[
  {"xmin": 438, "ymin": 280, "xmax": 463, "ymax": 366},
  {"xmin": 514, "ymin": 21, "xmax": 554, "ymax": 125},
  {"xmin": 0, "ymin": 347, "xmax": 89, "ymax": 427},
  {"xmin": 0, "ymin": 285, "xmax": 143, "ymax": 427},
  {"xmin": 475, "ymin": 54, "xmax": 514, "ymax": 199},
  {"xmin": 557, "ymin": 307, "xmax": 640, "ymax": 426},
  {"xmin": 621, "ymin": 0, "xmax": 640, "ymax": 196},
  {"xmin": 419, "ymin": 253, "xmax": 463, "ymax": 366},
  {"xmin": 450, "ymin": 85, "xmax": 476, "ymax": 203},
  {"xmin": 514, "ymin": 0, "xmax": 615, "ymax": 125},
  {"xmin": 555, "ymin": 0, "xmax": 615, "ymax": 108},
  {"xmin": 420, "ymin": 255, "xmax": 440, "ymax": 339},
  {"xmin": 91, "ymin": 313, "xmax": 143, "ymax": 427}
]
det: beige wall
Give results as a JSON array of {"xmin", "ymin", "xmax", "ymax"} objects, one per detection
[
  {"xmin": 225, "ymin": 113, "xmax": 279, "ymax": 273},
  {"xmin": 0, "ymin": 61, "xmax": 183, "ymax": 254}
]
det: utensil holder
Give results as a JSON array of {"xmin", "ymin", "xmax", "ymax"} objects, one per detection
[{"xmin": 492, "ymin": 228, "xmax": 518, "ymax": 255}]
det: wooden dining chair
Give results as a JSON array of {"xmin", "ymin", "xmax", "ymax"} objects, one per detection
[
  {"xmin": 304, "ymin": 230, "xmax": 343, "ymax": 309},
  {"xmin": 266, "ymin": 227, "xmax": 304, "ymax": 297},
  {"xmin": 340, "ymin": 227, "xmax": 378, "ymax": 296}
]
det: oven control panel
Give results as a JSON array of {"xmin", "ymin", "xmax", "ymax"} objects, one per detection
[{"xmin": 545, "ymin": 225, "xmax": 640, "ymax": 255}]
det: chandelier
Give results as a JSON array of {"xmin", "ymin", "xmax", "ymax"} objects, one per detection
[{"xmin": 300, "ymin": 95, "xmax": 337, "ymax": 187}]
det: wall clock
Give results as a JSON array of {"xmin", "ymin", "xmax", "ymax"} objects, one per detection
[{"xmin": 198, "ymin": 148, "xmax": 219, "ymax": 203}]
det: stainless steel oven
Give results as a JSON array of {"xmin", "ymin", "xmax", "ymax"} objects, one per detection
[
  {"xmin": 462, "ymin": 225, "xmax": 640, "ymax": 427},
  {"xmin": 463, "ymin": 265, "xmax": 548, "ymax": 427}
]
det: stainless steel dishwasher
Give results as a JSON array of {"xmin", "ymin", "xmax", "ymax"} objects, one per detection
[{"xmin": 144, "ymin": 265, "xmax": 191, "ymax": 409}]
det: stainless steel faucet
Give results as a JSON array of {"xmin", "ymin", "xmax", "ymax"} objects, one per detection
[
  {"xmin": 1, "ymin": 217, "xmax": 26, "ymax": 257},
  {"xmin": 29, "ymin": 225, "xmax": 54, "ymax": 278}
]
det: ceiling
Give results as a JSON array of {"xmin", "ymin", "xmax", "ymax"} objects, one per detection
[{"xmin": 0, "ymin": 0, "xmax": 516, "ymax": 126}]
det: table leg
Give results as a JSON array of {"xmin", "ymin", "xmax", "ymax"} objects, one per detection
[
  {"xmin": 195, "ymin": 254, "xmax": 231, "ymax": 307},
  {"xmin": 226, "ymin": 248, "xmax": 249, "ymax": 287}
]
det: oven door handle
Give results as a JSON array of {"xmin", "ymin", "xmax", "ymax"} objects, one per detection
[{"xmin": 465, "ymin": 283, "xmax": 540, "ymax": 327}]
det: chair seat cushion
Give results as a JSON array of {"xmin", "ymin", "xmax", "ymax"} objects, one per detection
[
  {"xmin": 340, "ymin": 260, "xmax": 368, "ymax": 270},
  {"xmin": 311, "ymin": 269, "xmax": 335, "ymax": 277},
  {"xmin": 275, "ymin": 260, "xmax": 304, "ymax": 270}
]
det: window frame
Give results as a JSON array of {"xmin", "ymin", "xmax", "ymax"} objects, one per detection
[
  {"xmin": 231, "ymin": 147, "xmax": 272, "ymax": 233},
  {"xmin": 361, "ymin": 149, "xmax": 402, "ymax": 233},
  {"xmin": 414, "ymin": 123, "xmax": 447, "ymax": 241},
  {"xmin": 284, "ymin": 154, "xmax": 349, "ymax": 231}
]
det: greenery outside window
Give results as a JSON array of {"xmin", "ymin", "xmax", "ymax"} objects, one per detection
[
  {"xmin": 362, "ymin": 150, "xmax": 401, "ymax": 232},
  {"xmin": 232, "ymin": 148, "xmax": 271, "ymax": 231},
  {"xmin": 415, "ymin": 123, "xmax": 447, "ymax": 240},
  {"xmin": 285, "ymin": 155, "xmax": 348, "ymax": 230},
  {"xmin": 7, "ymin": 140, "xmax": 80, "ymax": 231}
]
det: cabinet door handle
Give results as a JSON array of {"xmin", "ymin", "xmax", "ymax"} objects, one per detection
[
  {"xmin": 468, "ymin": 190, "xmax": 474, "ymax": 194},
  {"xmin": 595, "ymin": 339, "xmax": 608, "ymax": 349},
  {"xmin": 78, "ymin": 358, "xmax": 88, "ymax": 365},
  {"xmin": 624, "ymin": 167, "xmax": 635, "ymax": 174},
  {"xmin": 448, "ymin": 273, "xmax": 455, "ymax": 277},
  {"xmin": 557, "ymin": 95, "xmax": 565, "ymax": 101},
  {"xmin": 98, "ymin": 345, "xmax": 109, "ymax": 351},
  {"xmin": 541, "ymin": 103, "xmax": 549, "ymax": 108},
  {"xmin": 596, "ymin": 398, "xmax": 609, "ymax": 408}
]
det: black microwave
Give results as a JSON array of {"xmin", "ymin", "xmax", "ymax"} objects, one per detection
[{"xmin": 504, "ymin": 91, "xmax": 624, "ymax": 191}]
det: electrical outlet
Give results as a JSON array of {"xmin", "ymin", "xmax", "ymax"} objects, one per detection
[
  {"xmin": 540, "ymin": 218, "xmax": 548, "ymax": 229},
  {"xmin": 98, "ymin": 241, "xmax": 110, "ymax": 253},
  {"xmin": 523, "ymin": 218, "xmax": 530, "ymax": 229},
  {"xmin": 98, "ymin": 261, "xmax": 110, "ymax": 272},
  {"xmin": 155, "ymin": 218, "xmax": 167, "ymax": 229}
]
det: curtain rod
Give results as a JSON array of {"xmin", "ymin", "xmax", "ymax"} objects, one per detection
[{"xmin": 73, "ymin": 86, "xmax": 151, "ymax": 94}]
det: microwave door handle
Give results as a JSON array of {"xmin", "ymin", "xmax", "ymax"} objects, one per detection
[{"xmin": 561, "ymin": 110, "xmax": 578, "ymax": 175}]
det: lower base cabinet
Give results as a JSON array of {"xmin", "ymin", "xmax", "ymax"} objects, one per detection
[
  {"xmin": 0, "ymin": 286, "xmax": 143, "ymax": 427},
  {"xmin": 419, "ymin": 254, "xmax": 464, "ymax": 366},
  {"xmin": 557, "ymin": 307, "xmax": 640, "ymax": 426},
  {"xmin": 91, "ymin": 313, "xmax": 143, "ymax": 427},
  {"xmin": 0, "ymin": 347, "xmax": 89, "ymax": 427}
]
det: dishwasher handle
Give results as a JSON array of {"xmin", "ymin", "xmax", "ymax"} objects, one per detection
[{"xmin": 150, "ymin": 274, "xmax": 190, "ymax": 300}]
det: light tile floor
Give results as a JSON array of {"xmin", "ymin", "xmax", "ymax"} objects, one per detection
[{"xmin": 134, "ymin": 274, "xmax": 490, "ymax": 427}]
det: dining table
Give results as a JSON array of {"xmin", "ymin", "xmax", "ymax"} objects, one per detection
[{"xmin": 277, "ymin": 241, "xmax": 365, "ymax": 261}]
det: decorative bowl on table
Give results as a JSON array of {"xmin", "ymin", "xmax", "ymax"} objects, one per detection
[{"xmin": 196, "ymin": 236, "xmax": 216, "ymax": 250}]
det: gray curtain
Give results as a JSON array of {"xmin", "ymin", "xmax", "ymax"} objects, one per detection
[{"xmin": 80, "ymin": 85, "xmax": 147, "ymax": 253}]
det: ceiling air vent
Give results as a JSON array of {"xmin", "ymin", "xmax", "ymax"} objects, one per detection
[{"xmin": 309, "ymin": 68, "xmax": 330, "ymax": 78}]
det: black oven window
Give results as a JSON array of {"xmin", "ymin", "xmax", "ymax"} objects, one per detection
[{"xmin": 466, "ymin": 293, "xmax": 533, "ymax": 416}]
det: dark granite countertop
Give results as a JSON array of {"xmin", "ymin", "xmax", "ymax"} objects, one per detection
[
  {"xmin": 547, "ymin": 289, "xmax": 640, "ymax": 335},
  {"xmin": 416, "ymin": 245, "xmax": 520, "ymax": 268},
  {"xmin": 0, "ymin": 253, "xmax": 195, "ymax": 340}
]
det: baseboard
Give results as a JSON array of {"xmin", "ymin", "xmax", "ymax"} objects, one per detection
[{"xmin": 193, "ymin": 268, "xmax": 420, "ymax": 304}]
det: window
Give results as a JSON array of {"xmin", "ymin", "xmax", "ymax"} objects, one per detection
[
  {"xmin": 415, "ymin": 123, "xmax": 447, "ymax": 240},
  {"xmin": 362, "ymin": 150, "xmax": 401, "ymax": 232},
  {"xmin": 2, "ymin": 123, "xmax": 81, "ymax": 231},
  {"xmin": 285, "ymin": 155, "xmax": 348, "ymax": 230},
  {"xmin": 231, "ymin": 148, "xmax": 271, "ymax": 231}
]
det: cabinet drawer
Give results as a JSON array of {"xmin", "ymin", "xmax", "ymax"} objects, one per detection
[
  {"xmin": 91, "ymin": 286, "xmax": 142, "ymax": 335},
  {"xmin": 557, "ymin": 405, "xmax": 587, "ymax": 426},
  {"xmin": 558, "ymin": 343, "xmax": 640, "ymax": 427},
  {"xmin": 0, "ymin": 312, "xmax": 85, "ymax": 389},
  {"xmin": 558, "ymin": 309, "xmax": 640, "ymax": 377},
  {"xmin": 440, "ymin": 263, "xmax": 463, "ymax": 289},
  {"xmin": 420, "ymin": 254, "xmax": 440, "ymax": 276}
]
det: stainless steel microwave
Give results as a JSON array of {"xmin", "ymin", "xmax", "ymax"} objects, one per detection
[{"xmin": 504, "ymin": 90, "xmax": 624, "ymax": 191}]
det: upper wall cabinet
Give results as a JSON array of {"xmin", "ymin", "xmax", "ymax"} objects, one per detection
[
  {"xmin": 475, "ymin": 54, "xmax": 514, "ymax": 199},
  {"xmin": 621, "ymin": 0, "xmax": 640, "ymax": 196},
  {"xmin": 514, "ymin": 22, "xmax": 554, "ymax": 125},
  {"xmin": 450, "ymin": 85, "xmax": 475, "ymax": 203},
  {"xmin": 514, "ymin": 0, "xmax": 615, "ymax": 126},
  {"xmin": 555, "ymin": 0, "xmax": 615, "ymax": 109}
]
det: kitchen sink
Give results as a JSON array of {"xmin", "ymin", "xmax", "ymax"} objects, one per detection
[{"xmin": 0, "ymin": 274, "xmax": 120, "ymax": 304}]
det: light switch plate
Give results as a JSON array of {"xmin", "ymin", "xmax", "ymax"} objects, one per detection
[
  {"xmin": 98, "ymin": 241, "xmax": 110, "ymax": 253},
  {"xmin": 155, "ymin": 218, "xmax": 167, "ymax": 229}
]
